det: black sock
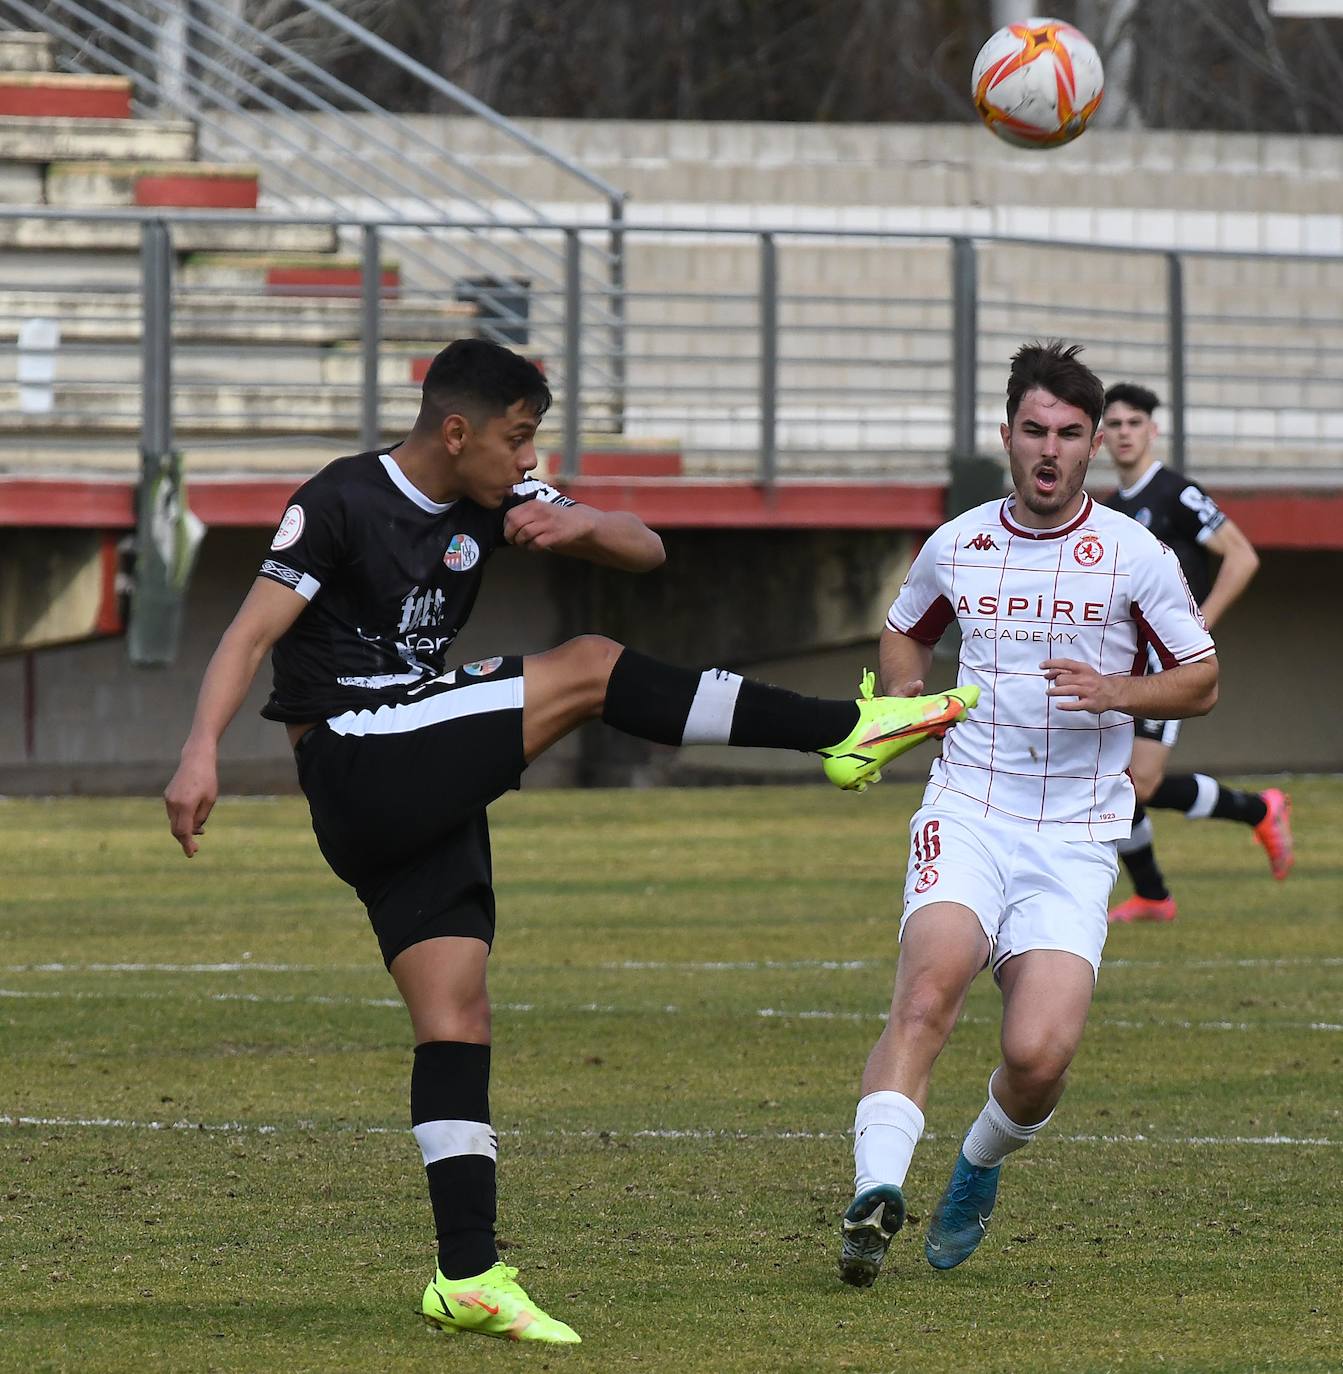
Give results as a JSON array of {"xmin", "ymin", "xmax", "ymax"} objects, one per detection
[
  {"xmin": 411, "ymin": 1041, "xmax": 498, "ymax": 1280},
  {"xmin": 1117, "ymin": 805, "xmax": 1170, "ymax": 900},
  {"xmin": 1147, "ymin": 775, "xmax": 1199, "ymax": 813},
  {"xmin": 727, "ymin": 677, "xmax": 858, "ymax": 750},
  {"xmin": 601, "ymin": 648, "xmax": 858, "ymax": 752},
  {"xmin": 1150, "ymin": 773, "xmax": 1268, "ymax": 827},
  {"xmin": 1210, "ymin": 783, "xmax": 1268, "ymax": 826}
]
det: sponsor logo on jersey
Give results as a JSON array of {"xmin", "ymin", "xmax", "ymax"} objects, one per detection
[
  {"xmin": 260, "ymin": 559, "xmax": 302, "ymax": 588},
  {"xmin": 956, "ymin": 594, "xmax": 1104, "ymax": 623},
  {"xmin": 462, "ymin": 657, "xmax": 504, "ymax": 677},
  {"xmin": 271, "ymin": 504, "xmax": 305, "ymax": 551},
  {"xmin": 964, "ymin": 532, "xmax": 999, "ymax": 551},
  {"xmin": 399, "ymin": 586, "xmax": 447, "ymax": 634},
  {"xmin": 443, "ymin": 534, "xmax": 481, "ymax": 572},
  {"xmin": 1073, "ymin": 534, "xmax": 1104, "ymax": 566}
]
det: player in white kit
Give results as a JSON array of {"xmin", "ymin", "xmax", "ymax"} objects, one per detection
[{"xmin": 837, "ymin": 341, "xmax": 1219, "ymax": 1289}]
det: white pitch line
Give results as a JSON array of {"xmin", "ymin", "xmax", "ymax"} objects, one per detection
[
  {"xmin": 4, "ymin": 955, "xmax": 1342, "ymax": 976},
  {"xmin": 0, "ymin": 1113, "xmax": 1336, "ymax": 1148},
  {"xmin": 3, "ymin": 985, "xmax": 1339, "ymax": 1034}
]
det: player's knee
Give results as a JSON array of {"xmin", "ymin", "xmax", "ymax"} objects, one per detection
[
  {"xmin": 414, "ymin": 995, "xmax": 491, "ymax": 1046},
  {"xmin": 891, "ymin": 980, "xmax": 962, "ymax": 1042},
  {"xmin": 557, "ymin": 634, "xmax": 623, "ymax": 684},
  {"xmin": 1000, "ymin": 1042, "xmax": 1071, "ymax": 1099}
]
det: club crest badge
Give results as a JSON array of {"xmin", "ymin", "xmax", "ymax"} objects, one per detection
[
  {"xmin": 914, "ymin": 866, "xmax": 940, "ymax": 895},
  {"xmin": 1073, "ymin": 534, "xmax": 1104, "ymax": 567},
  {"xmin": 443, "ymin": 534, "xmax": 481, "ymax": 572}
]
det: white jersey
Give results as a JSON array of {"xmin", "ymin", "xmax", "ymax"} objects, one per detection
[{"xmin": 887, "ymin": 494, "xmax": 1215, "ymax": 840}]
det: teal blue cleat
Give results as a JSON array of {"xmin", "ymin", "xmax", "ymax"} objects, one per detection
[
  {"xmin": 924, "ymin": 1151, "xmax": 1001, "ymax": 1270},
  {"xmin": 838, "ymin": 1183, "xmax": 906, "ymax": 1288}
]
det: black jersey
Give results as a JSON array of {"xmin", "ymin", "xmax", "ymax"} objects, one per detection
[
  {"xmin": 1104, "ymin": 462, "xmax": 1226, "ymax": 606},
  {"xmin": 256, "ymin": 449, "xmax": 574, "ymax": 722}
]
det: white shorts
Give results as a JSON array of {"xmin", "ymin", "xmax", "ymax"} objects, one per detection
[{"xmin": 899, "ymin": 806, "xmax": 1120, "ymax": 979}]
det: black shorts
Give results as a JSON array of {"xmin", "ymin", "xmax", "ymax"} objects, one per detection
[
  {"xmin": 294, "ymin": 657, "xmax": 526, "ymax": 966},
  {"xmin": 1134, "ymin": 715, "xmax": 1181, "ymax": 748}
]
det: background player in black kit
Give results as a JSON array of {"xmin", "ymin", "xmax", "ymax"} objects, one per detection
[
  {"xmin": 163, "ymin": 338, "xmax": 974, "ymax": 1345},
  {"xmin": 1102, "ymin": 383, "xmax": 1293, "ymax": 923}
]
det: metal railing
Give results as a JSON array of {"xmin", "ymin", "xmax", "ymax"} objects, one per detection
[
  {"xmin": 1, "ymin": 206, "xmax": 1340, "ymax": 491},
  {"xmin": 0, "ymin": 1, "xmax": 628, "ymax": 395}
]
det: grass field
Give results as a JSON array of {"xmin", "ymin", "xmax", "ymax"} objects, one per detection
[{"xmin": 2, "ymin": 778, "xmax": 1340, "ymax": 1373}]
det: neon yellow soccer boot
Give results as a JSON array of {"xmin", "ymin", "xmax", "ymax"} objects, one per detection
[
  {"xmin": 820, "ymin": 671, "xmax": 980, "ymax": 793},
  {"xmin": 422, "ymin": 1262, "xmax": 581, "ymax": 1344}
]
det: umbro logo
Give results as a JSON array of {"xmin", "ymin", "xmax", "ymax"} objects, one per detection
[{"xmin": 964, "ymin": 533, "xmax": 998, "ymax": 551}]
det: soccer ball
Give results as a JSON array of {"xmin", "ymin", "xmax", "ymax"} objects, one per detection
[{"xmin": 971, "ymin": 18, "xmax": 1104, "ymax": 149}]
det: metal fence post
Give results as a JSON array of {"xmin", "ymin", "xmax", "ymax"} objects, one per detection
[
  {"xmin": 947, "ymin": 236, "xmax": 1001, "ymax": 517},
  {"xmin": 129, "ymin": 218, "xmax": 202, "ymax": 666},
  {"xmin": 361, "ymin": 222, "xmax": 381, "ymax": 452},
  {"xmin": 141, "ymin": 219, "xmax": 172, "ymax": 460},
  {"xmin": 759, "ymin": 232, "xmax": 778, "ymax": 488},
  {"xmin": 608, "ymin": 193, "xmax": 626, "ymax": 435},
  {"xmin": 1166, "ymin": 250, "xmax": 1186, "ymax": 474},
  {"xmin": 561, "ymin": 228, "xmax": 582, "ymax": 480},
  {"xmin": 951, "ymin": 236, "xmax": 977, "ymax": 464}
]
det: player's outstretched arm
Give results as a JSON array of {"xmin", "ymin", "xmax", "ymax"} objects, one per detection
[
  {"xmin": 1042, "ymin": 655, "xmax": 1218, "ymax": 719},
  {"xmin": 503, "ymin": 499, "xmax": 665, "ymax": 571},
  {"xmin": 164, "ymin": 577, "xmax": 308, "ymax": 857}
]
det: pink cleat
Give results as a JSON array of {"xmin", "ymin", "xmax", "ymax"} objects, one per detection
[
  {"xmin": 1108, "ymin": 894, "xmax": 1177, "ymax": 924},
  {"xmin": 1253, "ymin": 788, "xmax": 1294, "ymax": 881}
]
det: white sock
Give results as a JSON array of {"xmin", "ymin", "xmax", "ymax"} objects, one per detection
[
  {"xmin": 853, "ymin": 1090, "xmax": 924, "ymax": 1194},
  {"xmin": 961, "ymin": 1074, "xmax": 1053, "ymax": 1168}
]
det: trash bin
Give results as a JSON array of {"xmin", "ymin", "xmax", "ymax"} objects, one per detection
[{"xmin": 455, "ymin": 276, "xmax": 530, "ymax": 345}]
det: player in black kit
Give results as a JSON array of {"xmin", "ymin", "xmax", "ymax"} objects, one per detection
[
  {"xmin": 163, "ymin": 338, "xmax": 975, "ymax": 1344},
  {"xmin": 1101, "ymin": 383, "xmax": 1293, "ymax": 923}
]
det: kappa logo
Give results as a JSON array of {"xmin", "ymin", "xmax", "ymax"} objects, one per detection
[
  {"xmin": 964, "ymin": 533, "xmax": 999, "ymax": 551},
  {"xmin": 1073, "ymin": 534, "xmax": 1105, "ymax": 567},
  {"xmin": 443, "ymin": 534, "xmax": 481, "ymax": 572}
]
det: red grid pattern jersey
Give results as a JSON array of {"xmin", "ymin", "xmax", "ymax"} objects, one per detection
[{"xmin": 886, "ymin": 494, "xmax": 1216, "ymax": 840}]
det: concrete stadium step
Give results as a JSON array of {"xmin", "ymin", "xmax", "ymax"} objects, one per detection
[
  {"xmin": 0, "ymin": 382, "xmax": 422, "ymax": 436},
  {"xmin": 0, "ymin": 162, "xmax": 41, "ymax": 203},
  {"xmin": 0, "ymin": 216, "xmax": 338, "ymax": 255},
  {"xmin": 46, "ymin": 161, "xmax": 261, "ymax": 209},
  {"xmin": 0, "ymin": 32, "xmax": 54, "ymax": 73},
  {"xmin": 0, "ymin": 289, "xmax": 474, "ymax": 344},
  {"xmin": 0, "ymin": 73, "xmax": 131, "ymax": 120},
  {"xmin": 179, "ymin": 253, "xmax": 399, "ymax": 297},
  {"xmin": 320, "ymin": 342, "xmax": 445, "ymax": 385},
  {"xmin": 3, "ymin": 341, "xmax": 451, "ymax": 389},
  {"xmin": 7, "ymin": 343, "xmax": 325, "ymax": 387},
  {"xmin": 0, "ymin": 114, "xmax": 196, "ymax": 163}
]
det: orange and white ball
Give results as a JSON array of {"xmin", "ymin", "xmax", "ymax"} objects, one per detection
[{"xmin": 972, "ymin": 18, "xmax": 1104, "ymax": 149}]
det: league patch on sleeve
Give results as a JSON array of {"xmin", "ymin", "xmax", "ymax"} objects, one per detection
[{"xmin": 271, "ymin": 504, "xmax": 305, "ymax": 550}]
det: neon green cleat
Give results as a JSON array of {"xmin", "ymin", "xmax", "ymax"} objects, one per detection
[
  {"xmin": 421, "ymin": 1262, "xmax": 581, "ymax": 1344},
  {"xmin": 820, "ymin": 670, "xmax": 980, "ymax": 793}
]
